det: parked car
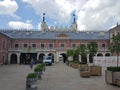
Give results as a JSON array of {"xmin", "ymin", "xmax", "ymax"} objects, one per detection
[{"xmin": 43, "ymin": 56, "xmax": 52, "ymax": 66}]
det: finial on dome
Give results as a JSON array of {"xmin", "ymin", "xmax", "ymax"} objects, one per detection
[
  {"xmin": 73, "ymin": 14, "xmax": 76, "ymax": 23},
  {"xmin": 43, "ymin": 13, "xmax": 46, "ymax": 22}
]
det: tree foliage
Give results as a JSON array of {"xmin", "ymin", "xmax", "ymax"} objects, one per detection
[
  {"xmin": 87, "ymin": 41, "xmax": 98, "ymax": 56},
  {"xmin": 78, "ymin": 44, "xmax": 87, "ymax": 57},
  {"xmin": 109, "ymin": 34, "xmax": 120, "ymax": 67},
  {"xmin": 66, "ymin": 49, "xmax": 74, "ymax": 57}
]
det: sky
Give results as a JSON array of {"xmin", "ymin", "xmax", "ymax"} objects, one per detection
[{"xmin": 0, "ymin": 0, "xmax": 120, "ymax": 31}]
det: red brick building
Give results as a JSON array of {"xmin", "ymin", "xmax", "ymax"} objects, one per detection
[{"xmin": 0, "ymin": 17, "xmax": 119, "ymax": 64}]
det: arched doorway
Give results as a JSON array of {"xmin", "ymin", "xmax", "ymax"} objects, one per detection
[
  {"xmin": 48, "ymin": 53, "xmax": 54, "ymax": 63},
  {"xmin": 105, "ymin": 53, "xmax": 110, "ymax": 56},
  {"xmin": 20, "ymin": 53, "xmax": 37, "ymax": 64},
  {"xmin": 60, "ymin": 53, "xmax": 67, "ymax": 63},
  {"xmin": 10, "ymin": 54, "xmax": 17, "ymax": 64},
  {"xmin": 97, "ymin": 53, "xmax": 103, "ymax": 56},
  {"xmin": 39, "ymin": 53, "xmax": 45, "ymax": 63}
]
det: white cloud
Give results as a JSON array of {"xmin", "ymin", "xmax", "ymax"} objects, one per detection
[
  {"xmin": 22, "ymin": 0, "xmax": 75, "ymax": 24},
  {"xmin": 77, "ymin": 0, "xmax": 120, "ymax": 30},
  {"xmin": 8, "ymin": 20, "xmax": 33, "ymax": 30},
  {"xmin": 38, "ymin": 22, "xmax": 41, "ymax": 30},
  {"xmin": 0, "ymin": 0, "xmax": 18, "ymax": 17},
  {"xmin": 22, "ymin": 0, "xmax": 120, "ymax": 30}
]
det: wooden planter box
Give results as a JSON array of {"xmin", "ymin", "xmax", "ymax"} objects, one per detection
[
  {"xmin": 80, "ymin": 66, "xmax": 91, "ymax": 77},
  {"xmin": 72, "ymin": 63, "xmax": 80, "ymax": 69},
  {"xmin": 90, "ymin": 66, "xmax": 102, "ymax": 76},
  {"xmin": 80, "ymin": 71, "xmax": 91, "ymax": 77},
  {"xmin": 116, "ymin": 78, "xmax": 120, "ymax": 86},
  {"xmin": 105, "ymin": 70, "xmax": 120, "ymax": 85},
  {"xmin": 79, "ymin": 64, "xmax": 88, "ymax": 71}
]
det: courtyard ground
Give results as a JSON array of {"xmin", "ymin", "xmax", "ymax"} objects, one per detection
[{"xmin": 0, "ymin": 62, "xmax": 120, "ymax": 90}]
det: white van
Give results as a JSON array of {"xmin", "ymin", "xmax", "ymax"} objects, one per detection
[{"xmin": 43, "ymin": 56, "xmax": 52, "ymax": 65}]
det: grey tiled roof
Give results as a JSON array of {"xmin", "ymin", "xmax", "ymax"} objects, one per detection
[{"xmin": 0, "ymin": 30, "xmax": 110, "ymax": 40}]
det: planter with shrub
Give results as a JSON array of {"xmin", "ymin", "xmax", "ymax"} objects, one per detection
[
  {"xmin": 34, "ymin": 66, "xmax": 43, "ymax": 80},
  {"xmin": 105, "ymin": 67, "xmax": 120, "ymax": 85},
  {"xmin": 41, "ymin": 63, "xmax": 46, "ymax": 71},
  {"xmin": 26, "ymin": 73, "xmax": 37, "ymax": 90}
]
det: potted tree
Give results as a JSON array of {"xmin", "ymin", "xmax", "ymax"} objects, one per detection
[
  {"xmin": 87, "ymin": 41, "xmax": 102, "ymax": 76},
  {"xmin": 105, "ymin": 34, "xmax": 120, "ymax": 85},
  {"xmin": 78, "ymin": 44, "xmax": 88, "ymax": 71},
  {"xmin": 34, "ymin": 65, "xmax": 43, "ymax": 80},
  {"xmin": 77, "ymin": 44, "xmax": 91, "ymax": 77},
  {"xmin": 66, "ymin": 49, "xmax": 74, "ymax": 66},
  {"xmin": 26, "ymin": 73, "xmax": 37, "ymax": 89},
  {"xmin": 71, "ymin": 49, "xmax": 80, "ymax": 69}
]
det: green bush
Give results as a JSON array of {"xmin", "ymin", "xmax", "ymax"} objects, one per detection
[
  {"xmin": 79, "ymin": 62, "xmax": 87, "ymax": 64},
  {"xmin": 40, "ymin": 63, "xmax": 46, "ymax": 67},
  {"xmin": 34, "ymin": 66, "xmax": 42, "ymax": 72},
  {"xmin": 27, "ymin": 73, "xmax": 37, "ymax": 78},
  {"xmin": 107, "ymin": 67, "xmax": 120, "ymax": 72}
]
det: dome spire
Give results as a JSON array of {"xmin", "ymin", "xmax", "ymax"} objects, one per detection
[
  {"xmin": 43, "ymin": 13, "xmax": 46, "ymax": 22},
  {"xmin": 73, "ymin": 14, "xmax": 76, "ymax": 23}
]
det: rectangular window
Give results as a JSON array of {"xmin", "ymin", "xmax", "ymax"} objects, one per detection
[
  {"xmin": 49, "ymin": 44, "xmax": 53, "ymax": 49},
  {"xmin": 24, "ymin": 44, "xmax": 28, "ymax": 48},
  {"xmin": 41, "ymin": 44, "xmax": 44, "ymax": 48},
  {"xmin": 102, "ymin": 44, "xmax": 105, "ymax": 48},
  {"xmin": 61, "ymin": 44, "xmax": 64, "ymax": 48},
  {"xmin": 32, "ymin": 44, "xmax": 36, "ymax": 48},
  {"xmin": 15, "ymin": 44, "xmax": 19, "ymax": 48},
  {"xmin": 72, "ymin": 44, "xmax": 76, "ymax": 48}
]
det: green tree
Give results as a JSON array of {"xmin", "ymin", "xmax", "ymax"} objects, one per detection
[
  {"xmin": 109, "ymin": 34, "xmax": 120, "ymax": 67},
  {"xmin": 87, "ymin": 41, "xmax": 98, "ymax": 63},
  {"xmin": 73, "ymin": 49, "xmax": 80, "ymax": 61},
  {"xmin": 67, "ymin": 49, "xmax": 74, "ymax": 61},
  {"xmin": 78, "ymin": 44, "xmax": 87, "ymax": 62}
]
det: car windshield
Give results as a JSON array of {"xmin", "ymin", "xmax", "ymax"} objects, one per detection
[{"xmin": 44, "ymin": 56, "xmax": 52, "ymax": 60}]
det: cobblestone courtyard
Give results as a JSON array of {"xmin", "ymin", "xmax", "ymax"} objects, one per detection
[{"xmin": 0, "ymin": 63, "xmax": 120, "ymax": 90}]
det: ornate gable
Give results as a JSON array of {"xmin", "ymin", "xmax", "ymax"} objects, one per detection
[{"xmin": 56, "ymin": 33, "xmax": 69, "ymax": 39}]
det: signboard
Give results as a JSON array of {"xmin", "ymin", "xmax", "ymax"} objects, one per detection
[{"xmin": 93, "ymin": 56, "xmax": 120, "ymax": 66}]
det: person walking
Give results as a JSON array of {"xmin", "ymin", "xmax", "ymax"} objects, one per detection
[{"xmin": 29, "ymin": 58, "xmax": 34, "ymax": 69}]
